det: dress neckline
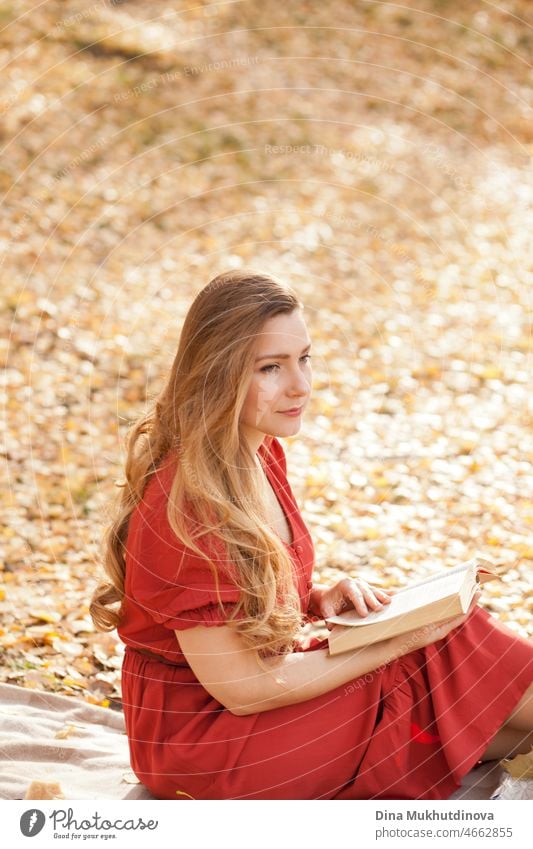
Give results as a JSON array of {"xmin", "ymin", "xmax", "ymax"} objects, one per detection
[{"xmin": 258, "ymin": 440, "xmax": 296, "ymax": 549}]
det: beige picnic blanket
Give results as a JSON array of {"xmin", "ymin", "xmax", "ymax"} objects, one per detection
[
  {"xmin": 0, "ymin": 682, "xmax": 502, "ymax": 800},
  {"xmin": 0, "ymin": 683, "xmax": 155, "ymax": 800}
]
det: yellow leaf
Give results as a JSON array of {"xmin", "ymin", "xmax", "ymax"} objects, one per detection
[
  {"xmin": 62, "ymin": 677, "xmax": 87, "ymax": 689},
  {"xmin": 480, "ymin": 366, "xmax": 503, "ymax": 380},
  {"xmin": 55, "ymin": 724, "xmax": 83, "ymax": 739},
  {"xmin": 24, "ymin": 780, "xmax": 65, "ymax": 800},
  {"xmin": 29, "ymin": 610, "xmax": 61, "ymax": 624},
  {"xmin": 501, "ymin": 750, "xmax": 533, "ymax": 780},
  {"xmin": 510, "ymin": 544, "xmax": 533, "ymax": 560}
]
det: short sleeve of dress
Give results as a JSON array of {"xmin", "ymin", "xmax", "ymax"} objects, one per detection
[{"xmin": 125, "ymin": 462, "xmax": 244, "ymax": 632}]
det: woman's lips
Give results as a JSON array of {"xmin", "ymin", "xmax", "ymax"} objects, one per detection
[{"xmin": 278, "ymin": 406, "xmax": 303, "ymax": 416}]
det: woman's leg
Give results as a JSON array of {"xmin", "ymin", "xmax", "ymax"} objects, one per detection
[
  {"xmin": 478, "ymin": 682, "xmax": 533, "ymax": 761},
  {"xmin": 501, "ymin": 681, "xmax": 533, "ymax": 732},
  {"xmin": 479, "ymin": 726, "xmax": 533, "ymax": 762}
]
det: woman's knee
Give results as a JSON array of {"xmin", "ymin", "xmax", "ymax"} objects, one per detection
[
  {"xmin": 479, "ymin": 726, "xmax": 533, "ymax": 762},
  {"xmin": 503, "ymin": 681, "xmax": 533, "ymax": 731}
]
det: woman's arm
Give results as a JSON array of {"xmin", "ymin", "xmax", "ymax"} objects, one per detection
[
  {"xmin": 176, "ymin": 591, "xmax": 481, "ymax": 717},
  {"xmin": 176, "ymin": 623, "xmax": 401, "ymax": 716}
]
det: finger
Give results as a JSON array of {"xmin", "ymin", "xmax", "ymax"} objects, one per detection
[
  {"xmin": 346, "ymin": 587, "xmax": 370, "ymax": 617},
  {"xmin": 374, "ymin": 588, "xmax": 393, "ymax": 603},
  {"xmin": 346, "ymin": 583, "xmax": 392, "ymax": 615},
  {"xmin": 374, "ymin": 587, "xmax": 396, "ymax": 600},
  {"xmin": 360, "ymin": 585, "xmax": 386, "ymax": 612}
]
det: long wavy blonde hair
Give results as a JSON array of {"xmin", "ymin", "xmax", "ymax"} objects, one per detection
[{"xmin": 89, "ymin": 269, "xmax": 307, "ymax": 665}]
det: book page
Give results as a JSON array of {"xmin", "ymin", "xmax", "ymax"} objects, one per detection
[
  {"xmin": 326, "ymin": 566, "xmax": 467, "ymax": 627},
  {"xmin": 392, "ymin": 557, "xmax": 479, "ymax": 594}
]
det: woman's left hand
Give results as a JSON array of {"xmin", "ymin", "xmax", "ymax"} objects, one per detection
[{"xmin": 318, "ymin": 578, "xmax": 396, "ymax": 630}]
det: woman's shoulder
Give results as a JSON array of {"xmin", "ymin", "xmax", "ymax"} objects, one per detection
[
  {"xmin": 126, "ymin": 455, "xmax": 176, "ymax": 538},
  {"xmin": 146, "ymin": 450, "xmax": 178, "ymax": 500},
  {"xmin": 127, "ymin": 450, "xmax": 186, "ymax": 545},
  {"xmin": 126, "ymin": 452, "xmax": 230, "ymax": 581},
  {"xmin": 136, "ymin": 437, "xmax": 290, "ymax": 526}
]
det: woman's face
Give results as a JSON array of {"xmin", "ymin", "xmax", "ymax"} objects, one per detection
[{"xmin": 240, "ymin": 309, "xmax": 312, "ymax": 451}]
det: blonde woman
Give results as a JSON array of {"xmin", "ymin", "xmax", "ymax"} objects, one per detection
[{"xmin": 90, "ymin": 270, "xmax": 533, "ymax": 800}]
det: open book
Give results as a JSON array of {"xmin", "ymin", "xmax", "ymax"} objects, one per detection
[{"xmin": 326, "ymin": 557, "xmax": 501, "ymax": 656}]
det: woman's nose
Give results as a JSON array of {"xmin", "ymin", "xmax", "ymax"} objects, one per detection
[{"xmin": 289, "ymin": 372, "xmax": 311, "ymax": 397}]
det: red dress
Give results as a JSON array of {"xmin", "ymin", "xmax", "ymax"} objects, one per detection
[{"xmin": 117, "ymin": 436, "xmax": 533, "ymax": 800}]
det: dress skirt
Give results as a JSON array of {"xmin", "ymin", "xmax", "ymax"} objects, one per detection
[{"xmin": 121, "ymin": 605, "xmax": 533, "ymax": 800}]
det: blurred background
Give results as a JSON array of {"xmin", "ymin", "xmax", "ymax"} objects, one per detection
[{"xmin": 1, "ymin": 0, "xmax": 531, "ymax": 707}]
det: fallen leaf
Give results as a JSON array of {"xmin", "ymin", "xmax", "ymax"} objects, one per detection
[
  {"xmin": 54, "ymin": 724, "xmax": 84, "ymax": 739},
  {"xmin": 501, "ymin": 748, "xmax": 533, "ymax": 780},
  {"xmin": 24, "ymin": 780, "xmax": 65, "ymax": 800}
]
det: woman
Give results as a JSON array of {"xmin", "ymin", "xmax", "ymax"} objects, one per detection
[{"xmin": 90, "ymin": 269, "xmax": 533, "ymax": 800}]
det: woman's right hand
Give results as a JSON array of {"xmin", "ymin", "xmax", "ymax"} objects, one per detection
[{"xmin": 390, "ymin": 587, "xmax": 482, "ymax": 658}]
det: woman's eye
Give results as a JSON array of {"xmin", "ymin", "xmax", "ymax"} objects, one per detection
[{"xmin": 260, "ymin": 354, "xmax": 311, "ymax": 374}]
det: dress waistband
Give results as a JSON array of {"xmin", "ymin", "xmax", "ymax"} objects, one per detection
[{"xmin": 125, "ymin": 645, "xmax": 190, "ymax": 668}]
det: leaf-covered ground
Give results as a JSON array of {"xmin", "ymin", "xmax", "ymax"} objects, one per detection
[{"xmin": 1, "ymin": 0, "xmax": 531, "ymax": 709}]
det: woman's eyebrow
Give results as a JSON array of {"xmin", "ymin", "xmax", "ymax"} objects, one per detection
[{"xmin": 255, "ymin": 343, "xmax": 311, "ymax": 362}]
